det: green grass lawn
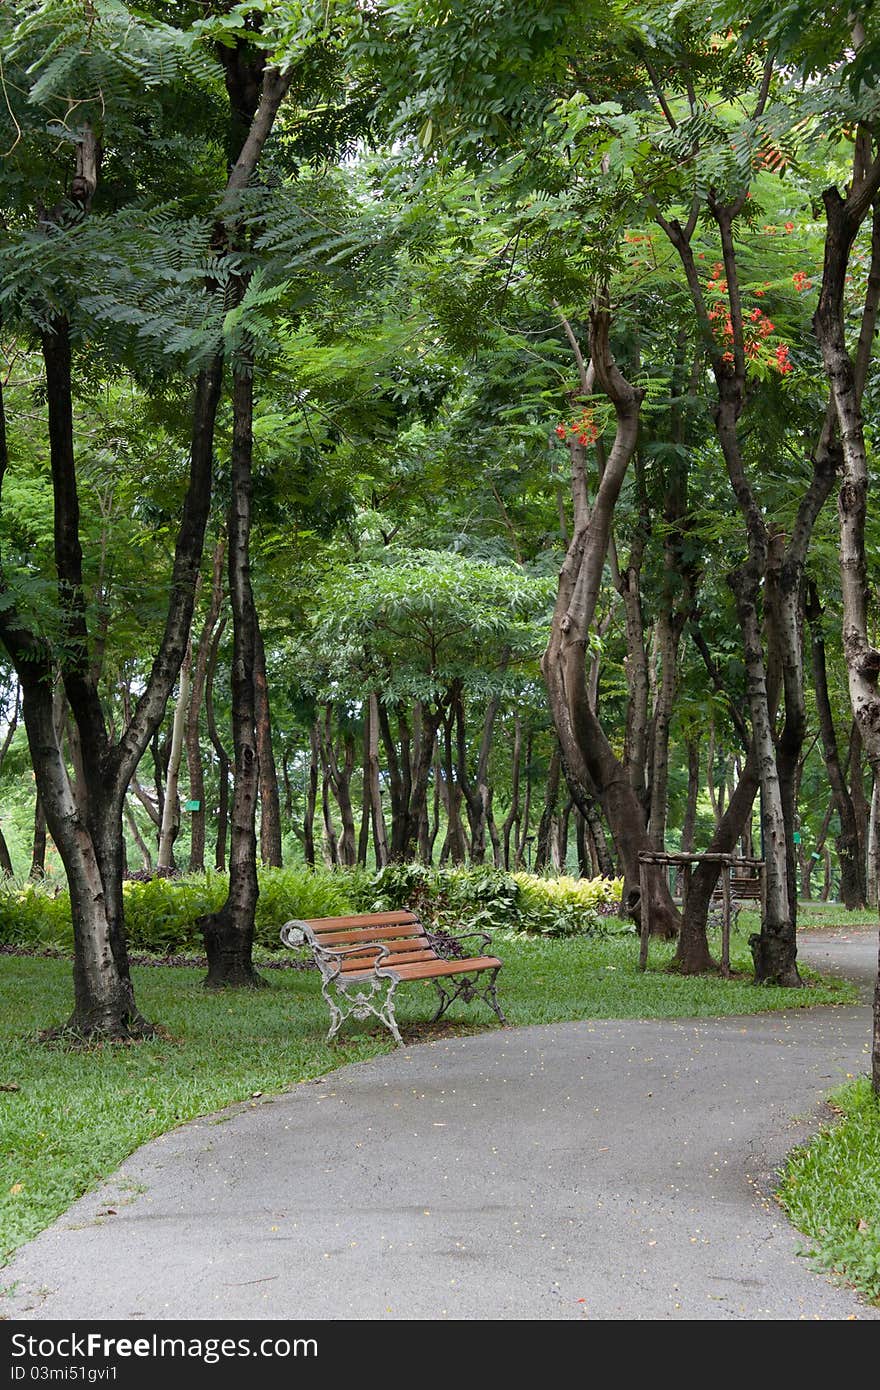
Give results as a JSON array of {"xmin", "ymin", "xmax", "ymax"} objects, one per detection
[
  {"xmin": 795, "ymin": 902, "xmax": 880, "ymax": 929},
  {"xmin": 778, "ymin": 1078, "xmax": 880, "ymax": 1304},
  {"xmin": 0, "ymin": 929, "xmax": 858, "ymax": 1265}
]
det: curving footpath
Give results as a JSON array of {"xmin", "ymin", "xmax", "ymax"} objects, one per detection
[{"xmin": 3, "ymin": 930, "xmax": 878, "ymax": 1321}]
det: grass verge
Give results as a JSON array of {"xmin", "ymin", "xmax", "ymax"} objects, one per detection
[
  {"xmin": 0, "ymin": 929, "xmax": 856, "ymax": 1265},
  {"xmin": 778, "ymin": 1077, "xmax": 880, "ymax": 1304}
]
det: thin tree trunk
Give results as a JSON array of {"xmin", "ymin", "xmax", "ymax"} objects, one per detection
[
  {"xmin": 649, "ymin": 611, "xmax": 685, "ymax": 849},
  {"xmin": 187, "ymin": 539, "xmax": 225, "ymax": 872},
  {"xmin": 157, "ymin": 643, "xmax": 191, "ymax": 871},
  {"xmin": 303, "ymin": 722, "xmax": 319, "ymax": 868},
  {"xmin": 535, "ymin": 747, "xmax": 562, "ymax": 872},
  {"xmin": 125, "ymin": 800, "xmax": 153, "ymax": 873},
  {"xmin": 318, "ymin": 704, "xmax": 357, "ymax": 867},
  {"xmin": 30, "ymin": 796, "xmax": 47, "ymax": 879},
  {"xmin": 368, "ymin": 693, "xmax": 389, "ymax": 868},
  {"xmin": 377, "ymin": 700, "xmax": 407, "ymax": 860},
  {"xmin": 849, "ymin": 722, "xmax": 870, "ymax": 889},
  {"xmin": 502, "ymin": 715, "xmax": 522, "ymax": 870},
  {"xmin": 358, "ymin": 712, "xmax": 371, "ymax": 868},
  {"xmin": 199, "ymin": 364, "xmax": 264, "ymax": 988},
  {"xmin": 675, "ymin": 739, "xmax": 700, "ymax": 896},
  {"xmin": 869, "ymin": 779, "xmax": 880, "ymax": 909},
  {"xmin": 205, "ymin": 619, "xmax": 231, "ymax": 872},
  {"xmin": 254, "ymin": 616, "xmax": 282, "ymax": 867},
  {"xmin": 515, "ymin": 729, "xmax": 534, "ymax": 868},
  {"xmin": 807, "ymin": 580, "xmax": 866, "ymax": 908}
]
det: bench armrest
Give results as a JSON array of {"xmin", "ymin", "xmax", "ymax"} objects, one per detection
[{"xmin": 280, "ymin": 922, "xmax": 395, "ymax": 978}]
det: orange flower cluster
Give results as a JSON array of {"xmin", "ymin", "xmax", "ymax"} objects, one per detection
[
  {"xmin": 705, "ymin": 270, "xmax": 792, "ymax": 376},
  {"xmin": 793, "ymin": 271, "xmax": 811, "ymax": 292},
  {"xmin": 555, "ymin": 409, "xmax": 599, "ymax": 446}
]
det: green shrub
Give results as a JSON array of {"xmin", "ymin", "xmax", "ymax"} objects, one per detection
[
  {"xmin": 0, "ymin": 863, "xmax": 628, "ymax": 954},
  {"xmin": 512, "ymin": 873, "xmax": 626, "ymax": 937},
  {"xmin": 0, "ymin": 866, "xmax": 362, "ymax": 956},
  {"xmin": 0, "ymin": 881, "xmax": 74, "ymax": 952},
  {"xmin": 362, "ymin": 863, "xmax": 628, "ymax": 938}
]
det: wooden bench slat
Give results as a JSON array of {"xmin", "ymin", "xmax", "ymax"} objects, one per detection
[
  {"xmin": 334, "ymin": 941, "xmax": 436, "ymax": 960},
  {"xmin": 314, "ymin": 924, "xmax": 428, "ymax": 945},
  {"xmin": 345, "ymin": 955, "xmax": 502, "ymax": 982},
  {"xmin": 339, "ymin": 948, "xmax": 439, "ymax": 971},
  {"xmin": 307, "ymin": 911, "xmax": 418, "ymax": 930}
]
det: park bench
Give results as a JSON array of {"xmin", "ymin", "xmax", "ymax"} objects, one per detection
[
  {"xmin": 711, "ymin": 874, "xmax": 763, "ymax": 907},
  {"xmin": 708, "ymin": 872, "xmax": 764, "ymax": 939},
  {"xmin": 280, "ymin": 910, "xmax": 506, "ymax": 1045}
]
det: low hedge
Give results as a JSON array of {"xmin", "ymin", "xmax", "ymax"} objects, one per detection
[
  {"xmin": 0, "ymin": 863, "xmax": 629, "ymax": 957},
  {"xmin": 0, "ymin": 867, "xmax": 363, "ymax": 957},
  {"xmin": 362, "ymin": 862, "xmax": 628, "ymax": 938}
]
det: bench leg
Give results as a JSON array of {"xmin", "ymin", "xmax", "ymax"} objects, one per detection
[
  {"xmin": 431, "ymin": 969, "xmax": 507, "ymax": 1026},
  {"xmin": 322, "ymin": 973, "xmax": 403, "ymax": 1046}
]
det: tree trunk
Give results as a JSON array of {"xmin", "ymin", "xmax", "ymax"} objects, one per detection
[
  {"xmin": 502, "ymin": 715, "xmax": 522, "ymax": 870},
  {"xmin": 440, "ymin": 710, "xmax": 467, "ymax": 864},
  {"xmin": 535, "ymin": 746, "xmax": 561, "ymax": 872},
  {"xmin": 125, "ymin": 799, "xmax": 153, "ymax": 873},
  {"xmin": 649, "ymin": 610, "xmax": 685, "ymax": 849},
  {"xmin": 850, "ymin": 723, "xmax": 870, "ymax": 890},
  {"xmin": 558, "ymin": 797, "xmax": 573, "ymax": 872},
  {"xmin": 541, "ymin": 304, "xmax": 679, "ymax": 936},
  {"xmin": 515, "ymin": 728, "xmax": 534, "ymax": 868},
  {"xmin": 807, "ymin": 580, "xmax": 867, "ymax": 909},
  {"xmin": 674, "ymin": 743, "xmax": 760, "ymax": 974},
  {"xmin": 199, "ymin": 365, "xmax": 265, "ymax": 988},
  {"xmin": 318, "ymin": 704, "xmax": 357, "ymax": 867},
  {"xmin": 869, "ymin": 780, "xmax": 880, "ymax": 910},
  {"xmin": 0, "ymin": 63, "xmax": 289, "ymax": 1034},
  {"xmin": 814, "ymin": 160, "xmax": 880, "ymax": 1088},
  {"xmin": 205, "ymin": 619, "xmax": 231, "ymax": 872},
  {"xmin": 367, "ymin": 693, "xmax": 389, "ymax": 868},
  {"xmin": 30, "ymin": 795, "xmax": 47, "ymax": 879},
  {"xmin": 187, "ymin": 538, "xmax": 225, "ymax": 873},
  {"xmin": 728, "ymin": 555, "xmax": 799, "ymax": 985},
  {"xmin": 357, "ymin": 713, "xmax": 371, "ymax": 868},
  {"xmin": 254, "ymin": 616, "xmax": 283, "ymax": 867},
  {"xmin": 675, "ymin": 739, "xmax": 700, "ymax": 896},
  {"xmin": 0, "ymin": 822, "xmax": 13, "ymax": 877},
  {"xmin": 377, "ymin": 700, "xmax": 407, "ymax": 860},
  {"xmin": 410, "ymin": 701, "xmax": 441, "ymax": 863},
  {"xmin": 455, "ymin": 689, "xmax": 499, "ymax": 864},
  {"xmin": 157, "ymin": 643, "xmax": 191, "ymax": 870},
  {"xmin": 302, "ymin": 722, "xmax": 319, "ymax": 867}
]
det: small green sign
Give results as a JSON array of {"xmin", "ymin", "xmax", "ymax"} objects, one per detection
[
  {"xmin": 184, "ymin": 799, "xmax": 201, "ymax": 812},
  {"xmin": 811, "ymin": 851, "xmax": 821, "ymax": 860},
  {"xmin": 792, "ymin": 831, "xmax": 801, "ymax": 844}
]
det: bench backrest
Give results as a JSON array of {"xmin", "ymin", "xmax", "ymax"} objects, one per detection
[{"xmin": 292, "ymin": 911, "xmax": 440, "ymax": 973}]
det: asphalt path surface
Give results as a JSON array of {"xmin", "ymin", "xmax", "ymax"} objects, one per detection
[{"xmin": 3, "ymin": 930, "xmax": 878, "ymax": 1321}]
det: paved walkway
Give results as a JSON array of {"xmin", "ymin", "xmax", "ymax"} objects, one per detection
[{"xmin": 3, "ymin": 931, "xmax": 878, "ymax": 1320}]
